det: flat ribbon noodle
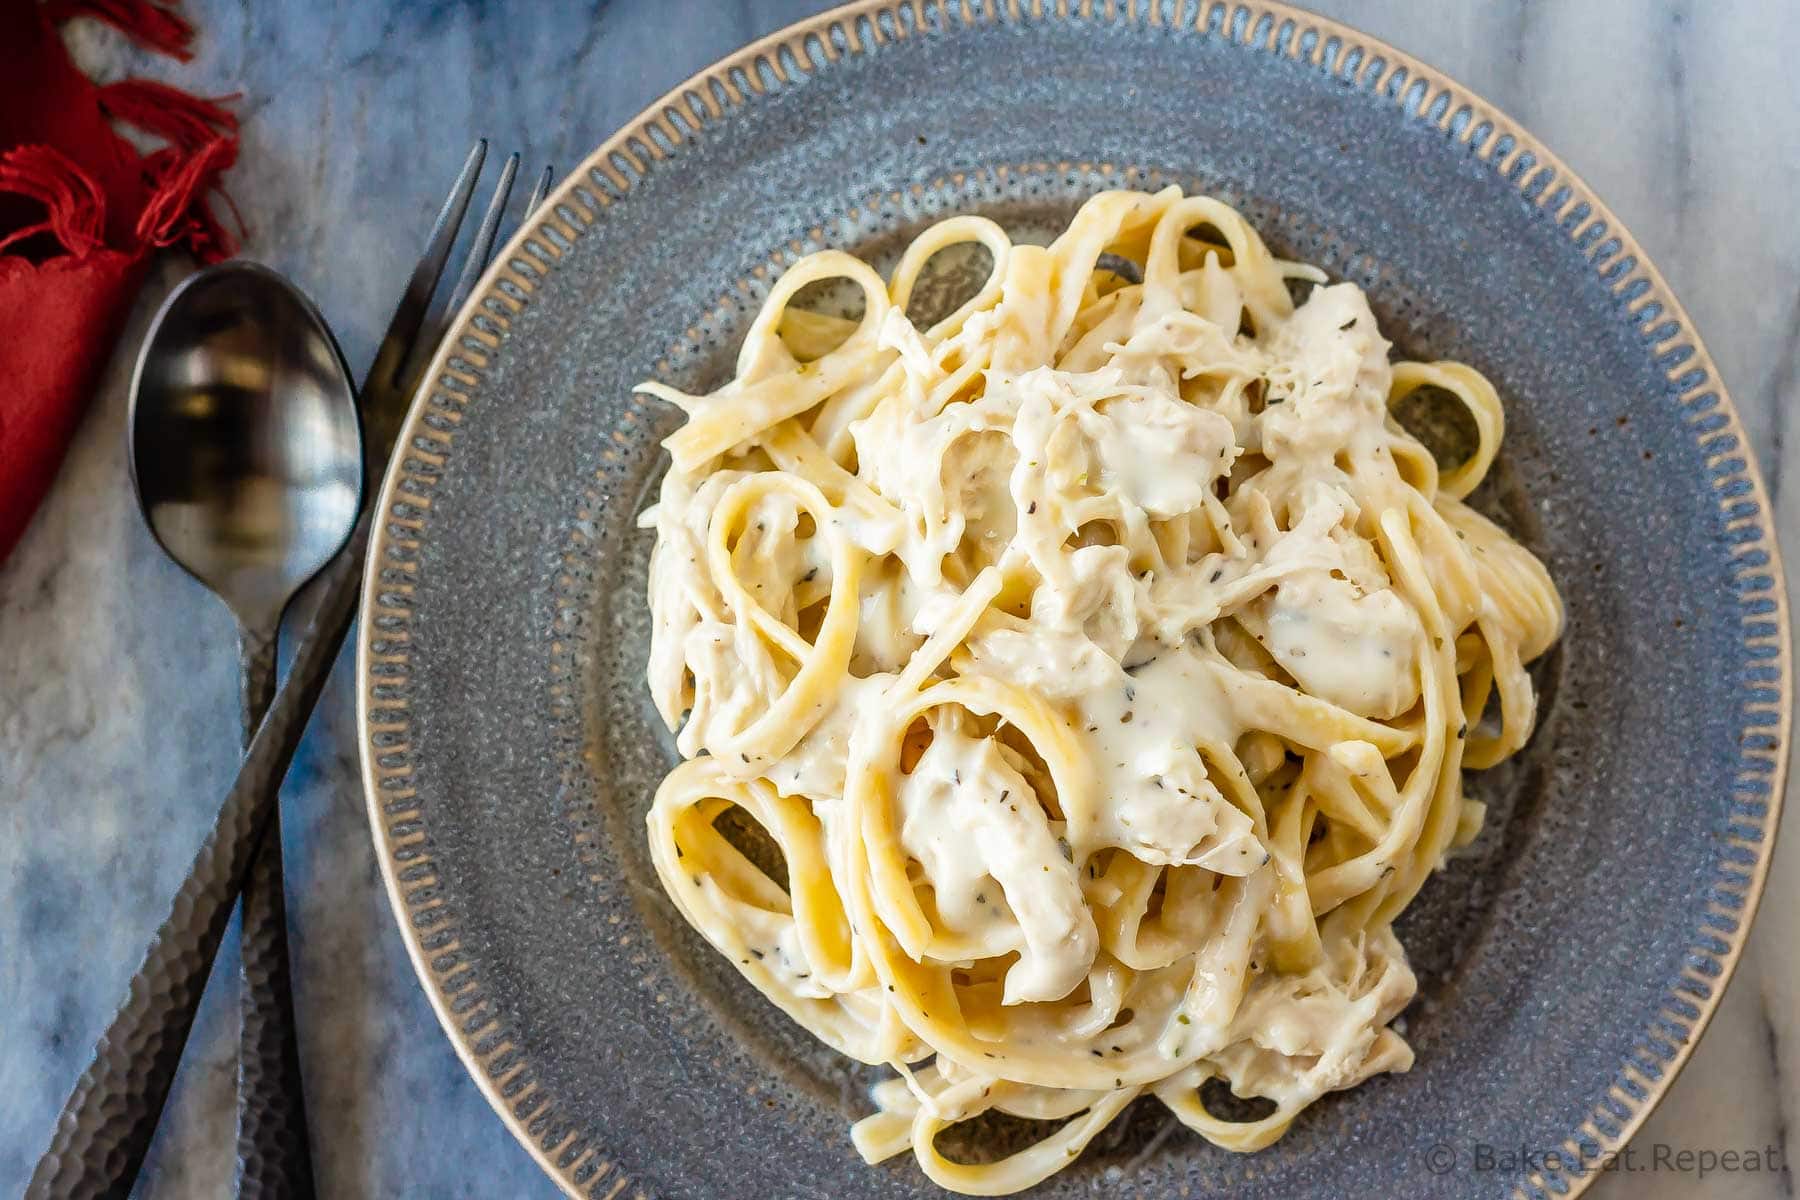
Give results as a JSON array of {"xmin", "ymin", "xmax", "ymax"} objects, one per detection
[{"xmin": 638, "ymin": 188, "xmax": 1563, "ymax": 1195}]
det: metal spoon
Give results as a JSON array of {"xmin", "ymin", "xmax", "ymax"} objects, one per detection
[{"xmin": 126, "ymin": 261, "xmax": 362, "ymax": 1195}]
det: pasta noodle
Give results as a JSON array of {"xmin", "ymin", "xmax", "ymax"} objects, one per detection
[{"xmin": 637, "ymin": 188, "xmax": 1562, "ymax": 1194}]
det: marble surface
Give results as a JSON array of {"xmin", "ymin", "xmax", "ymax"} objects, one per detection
[{"xmin": 2, "ymin": 1, "xmax": 1796, "ymax": 1196}]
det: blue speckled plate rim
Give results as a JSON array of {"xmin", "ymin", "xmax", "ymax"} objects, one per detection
[{"xmin": 354, "ymin": 2, "xmax": 1792, "ymax": 1197}]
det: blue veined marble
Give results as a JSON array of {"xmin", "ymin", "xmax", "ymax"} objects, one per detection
[{"xmin": 0, "ymin": 1, "xmax": 1795, "ymax": 1197}]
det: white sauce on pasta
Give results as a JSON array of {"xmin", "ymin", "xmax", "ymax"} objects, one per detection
[{"xmin": 637, "ymin": 189, "xmax": 1562, "ymax": 1194}]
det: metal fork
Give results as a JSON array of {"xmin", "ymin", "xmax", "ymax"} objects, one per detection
[{"xmin": 30, "ymin": 142, "xmax": 551, "ymax": 1200}]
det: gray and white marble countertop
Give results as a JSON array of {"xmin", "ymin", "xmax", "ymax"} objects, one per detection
[{"xmin": 3, "ymin": 1, "xmax": 1796, "ymax": 1196}]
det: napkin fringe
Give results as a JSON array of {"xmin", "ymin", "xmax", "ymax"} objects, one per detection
[
  {"xmin": 41, "ymin": 0, "xmax": 196, "ymax": 61},
  {"xmin": 0, "ymin": 145, "xmax": 106, "ymax": 259},
  {"xmin": 137, "ymin": 136, "xmax": 238, "ymax": 260},
  {"xmin": 101, "ymin": 80, "xmax": 241, "ymax": 260},
  {"xmin": 100, "ymin": 80, "xmax": 238, "ymax": 151}
]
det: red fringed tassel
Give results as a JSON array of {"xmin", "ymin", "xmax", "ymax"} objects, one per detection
[
  {"xmin": 0, "ymin": 145, "xmax": 106, "ymax": 258},
  {"xmin": 41, "ymin": 0, "xmax": 196, "ymax": 61},
  {"xmin": 135, "ymin": 136, "xmax": 238, "ymax": 262},
  {"xmin": 100, "ymin": 79, "xmax": 238, "ymax": 151}
]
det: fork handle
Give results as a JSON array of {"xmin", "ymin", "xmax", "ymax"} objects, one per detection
[
  {"xmin": 28, "ymin": 511, "xmax": 370, "ymax": 1199},
  {"xmin": 234, "ymin": 622, "xmax": 317, "ymax": 1199}
]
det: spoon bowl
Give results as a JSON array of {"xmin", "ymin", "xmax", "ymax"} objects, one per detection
[{"xmin": 130, "ymin": 261, "xmax": 362, "ymax": 629}]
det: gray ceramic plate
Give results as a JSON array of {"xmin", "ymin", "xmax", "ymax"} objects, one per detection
[{"xmin": 356, "ymin": 4, "xmax": 1790, "ymax": 1197}]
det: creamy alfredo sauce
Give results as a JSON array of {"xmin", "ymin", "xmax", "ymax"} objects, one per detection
[{"xmin": 639, "ymin": 190, "xmax": 1562, "ymax": 1195}]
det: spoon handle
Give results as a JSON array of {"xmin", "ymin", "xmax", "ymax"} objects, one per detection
[
  {"xmin": 234, "ymin": 624, "xmax": 316, "ymax": 1198},
  {"xmin": 239, "ymin": 625, "xmax": 278, "ymax": 739},
  {"xmin": 28, "ymin": 512, "xmax": 369, "ymax": 1200}
]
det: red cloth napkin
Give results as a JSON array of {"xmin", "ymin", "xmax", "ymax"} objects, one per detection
[{"xmin": 0, "ymin": 0, "xmax": 238, "ymax": 565}]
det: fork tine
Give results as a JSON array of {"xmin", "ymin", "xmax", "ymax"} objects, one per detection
[
  {"xmin": 365, "ymin": 140, "xmax": 486, "ymax": 393},
  {"xmin": 522, "ymin": 165, "xmax": 554, "ymax": 219},
  {"xmin": 437, "ymin": 152, "xmax": 520, "ymax": 330},
  {"xmin": 396, "ymin": 153, "xmax": 519, "ymax": 398}
]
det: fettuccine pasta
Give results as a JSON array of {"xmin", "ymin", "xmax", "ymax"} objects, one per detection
[{"xmin": 637, "ymin": 188, "xmax": 1561, "ymax": 1194}]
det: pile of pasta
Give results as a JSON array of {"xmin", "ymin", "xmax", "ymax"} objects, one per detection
[{"xmin": 637, "ymin": 188, "xmax": 1562, "ymax": 1194}]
